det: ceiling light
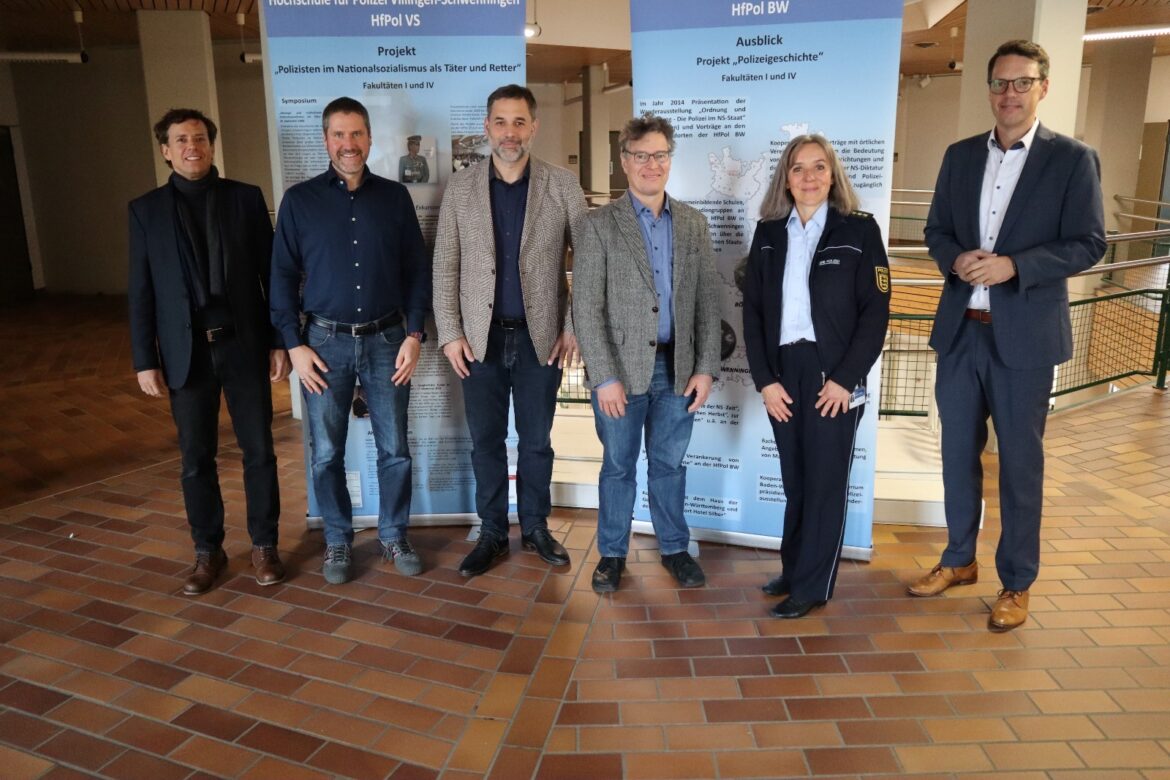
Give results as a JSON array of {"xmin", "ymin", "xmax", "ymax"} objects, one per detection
[
  {"xmin": 1084, "ymin": 25, "xmax": 1170, "ymax": 42},
  {"xmin": 524, "ymin": 23, "xmax": 541, "ymax": 38}
]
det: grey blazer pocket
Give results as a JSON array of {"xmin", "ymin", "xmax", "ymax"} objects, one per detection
[{"xmin": 607, "ymin": 329, "xmax": 625, "ymax": 345}]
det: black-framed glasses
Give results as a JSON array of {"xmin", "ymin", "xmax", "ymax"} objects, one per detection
[
  {"xmin": 988, "ymin": 77, "xmax": 1042, "ymax": 94},
  {"xmin": 622, "ymin": 150, "xmax": 671, "ymax": 165}
]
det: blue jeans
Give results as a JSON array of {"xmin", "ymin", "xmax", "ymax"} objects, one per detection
[
  {"xmin": 592, "ymin": 352, "xmax": 694, "ymax": 558},
  {"xmin": 302, "ymin": 321, "xmax": 411, "ymax": 546},
  {"xmin": 462, "ymin": 322, "xmax": 561, "ymax": 539}
]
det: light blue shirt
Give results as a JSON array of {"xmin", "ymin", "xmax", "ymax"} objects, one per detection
[
  {"xmin": 630, "ymin": 191, "xmax": 674, "ymax": 344},
  {"xmin": 780, "ymin": 202, "xmax": 827, "ymax": 345}
]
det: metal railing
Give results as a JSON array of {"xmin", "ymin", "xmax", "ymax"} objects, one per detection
[{"xmin": 556, "ymin": 228, "xmax": 1170, "ymax": 416}]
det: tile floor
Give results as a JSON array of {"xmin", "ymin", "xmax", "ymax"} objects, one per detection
[{"xmin": 1, "ymin": 296, "xmax": 1169, "ymax": 778}]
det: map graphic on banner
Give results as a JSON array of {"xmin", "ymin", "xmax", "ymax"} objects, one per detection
[
  {"xmin": 629, "ymin": 0, "xmax": 902, "ymax": 558},
  {"xmin": 259, "ymin": 0, "xmax": 525, "ymax": 520}
]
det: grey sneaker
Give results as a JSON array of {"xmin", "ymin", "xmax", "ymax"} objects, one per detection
[
  {"xmin": 383, "ymin": 537, "xmax": 423, "ymax": 577},
  {"xmin": 322, "ymin": 544, "xmax": 352, "ymax": 585}
]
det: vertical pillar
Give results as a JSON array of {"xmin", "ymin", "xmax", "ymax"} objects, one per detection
[
  {"xmin": 957, "ymin": 0, "xmax": 1086, "ymax": 140},
  {"xmin": 1083, "ymin": 38, "xmax": 1154, "ymax": 234},
  {"xmin": 0, "ymin": 63, "xmax": 45, "ymax": 290},
  {"xmin": 580, "ymin": 64, "xmax": 610, "ymax": 198},
  {"xmin": 136, "ymin": 10, "xmax": 223, "ymax": 186}
]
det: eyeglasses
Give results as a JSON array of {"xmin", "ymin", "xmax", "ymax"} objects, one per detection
[
  {"xmin": 988, "ymin": 77, "xmax": 1042, "ymax": 94},
  {"xmin": 622, "ymin": 150, "xmax": 671, "ymax": 165}
]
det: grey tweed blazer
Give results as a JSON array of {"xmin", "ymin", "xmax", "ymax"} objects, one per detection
[
  {"xmin": 433, "ymin": 156, "xmax": 587, "ymax": 364},
  {"xmin": 573, "ymin": 193, "xmax": 722, "ymax": 396}
]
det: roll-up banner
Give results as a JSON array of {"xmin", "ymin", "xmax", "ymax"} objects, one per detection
[
  {"xmin": 259, "ymin": 0, "xmax": 525, "ymax": 523},
  {"xmin": 628, "ymin": 0, "xmax": 902, "ymax": 559}
]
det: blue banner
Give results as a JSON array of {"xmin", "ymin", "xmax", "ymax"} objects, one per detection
[
  {"xmin": 260, "ymin": 0, "xmax": 525, "ymax": 522},
  {"xmin": 628, "ymin": 0, "xmax": 902, "ymax": 558}
]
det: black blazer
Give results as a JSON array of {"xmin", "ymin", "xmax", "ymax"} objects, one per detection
[
  {"xmin": 742, "ymin": 208, "xmax": 891, "ymax": 393},
  {"xmin": 925, "ymin": 123, "xmax": 1106, "ymax": 369},
  {"xmin": 128, "ymin": 178, "xmax": 278, "ymax": 389}
]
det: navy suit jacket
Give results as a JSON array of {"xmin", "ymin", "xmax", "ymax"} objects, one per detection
[
  {"xmin": 925, "ymin": 123, "xmax": 1106, "ymax": 369},
  {"xmin": 128, "ymin": 178, "xmax": 278, "ymax": 389}
]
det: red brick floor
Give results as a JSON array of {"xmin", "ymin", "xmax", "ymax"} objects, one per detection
[{"xmin": 1, "ymin": 295, "xmax": 1169, "ymax": 778}]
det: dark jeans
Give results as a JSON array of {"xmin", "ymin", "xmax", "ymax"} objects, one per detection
[
  {"xmin": 462, "ymin": 321, "xmax": 562, "ymax": 539},
  {"xmin": 168, "ymin": 335, "xmax": 279, "ymax": 552},
  {"xmin": 302, "ymin": 321, "xmax": 412, "ymax": 546},
  {"xmin": 592, "ymin": 352, "xmax": 694, "ymax": 558}
]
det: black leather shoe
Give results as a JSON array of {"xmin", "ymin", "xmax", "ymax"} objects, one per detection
[
  {"xmin": 770, "ymin": 598, "xmax": 826, "ymax": 619},
  {"xmin": 661, "ymin": 551, "xmax": 705, "ymax": 588},
  {"xmin": 458, "ymin": 533, "xmax": 509, "ymax": 577},
  {"xmin": 761, "ymin": 576, "xmax": 790, "ymax": 597},
  {"xmin": 521, "ymin": 527, "xmax": 570, "ymax": 566},
  {"xmin": 592, "ymin": 557, "xmax": 624, "ymax": 593}
]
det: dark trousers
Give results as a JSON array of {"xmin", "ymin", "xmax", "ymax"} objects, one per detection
[
  {"xmin": 168, "ymin": 335, "xmax": 279, "ymax": 551},
  {"xmin": 461, "ymin": 322, "xmax": 562, "ymax": 539},
  {"xmin": 768, "ymin": 342, "xmax": 863, "ymax": 603},
  {"xmin": 935, "ymin": 319, "xmax": 1052, "ymax": 591}
]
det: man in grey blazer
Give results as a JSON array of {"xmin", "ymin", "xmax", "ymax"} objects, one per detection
[
  {"xmin": 573, "ymin": 114, "xmax": 722, "ymax": 594},
  {"xmin": 434, "ymin": 84, "xmax": 588, "ymax": 577},
  {"xmin": 909, "ymin": 40, "xmax": 1105, "ymax": 631}
]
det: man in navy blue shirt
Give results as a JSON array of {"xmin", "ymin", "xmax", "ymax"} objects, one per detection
[{"xmin": 271, "ymin": 96, "xmax": 431, "ymax": 585}]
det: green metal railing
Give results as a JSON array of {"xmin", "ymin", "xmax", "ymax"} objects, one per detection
[{"xmin": 558, "ymin": 229, "xmax": 1170, "ymax": 415}]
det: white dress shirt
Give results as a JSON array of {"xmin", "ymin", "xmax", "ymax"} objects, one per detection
[
  {"xmin": 780, "ymin": 201, "xmax": 827, "ymax": 345},
  {"xmin": 969, "ymin": 119, "xmax": 1039, "ymax": 311}
]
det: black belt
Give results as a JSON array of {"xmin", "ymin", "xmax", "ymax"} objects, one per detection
[
  {"xmin": 655, "ymin": 341, "xmax": 673, "ymax": 353},
  {"xmin": 964, "ymin": 308, "xmax": 992, "ymax": 324},
  {"xmin": 203, "ymin": 325, "xmax": 235, "ymax": 343},
  {"xmin": 781, "ymin": 338, "xmax": 814, "ymax": 348},
  {"xmin": 310, "ymin": 311, "xmax": 402, "ymax": 336},
  {"xmin": 492, "ymin": 318, "xmax": 527, "ymax": 330}
]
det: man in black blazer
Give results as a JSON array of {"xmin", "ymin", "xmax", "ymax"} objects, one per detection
[
  {"xmin": 128, "ymin": 108, "xmax": 290, "ymax": 595},
  {"xmin": 908, "ymin": 41, "xmax": 1106, "ymax": 631}
]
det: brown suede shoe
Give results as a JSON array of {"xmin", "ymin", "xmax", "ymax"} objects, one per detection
[
  {"xmin": 907, "ymin": 560, "xmax": 978, "ymax": 597},
  {"xmin": 183, "ymin": 548, "xmax": 227, "ymax": 595},
  {"xmin": 989, "ymin": 589, "xmax": 1029, "ymax": 632},
  {"xmin": 252, "ymin": 546, "xmax": 286, "ymax": 586}
]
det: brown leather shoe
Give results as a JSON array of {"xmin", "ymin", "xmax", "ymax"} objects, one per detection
[
  {"xmin": 907, "ymin": 560, "xmax": 978, "ymax": 597},
  {"xmin": 183, "ymin": 548, "xmax": 227, "ymax": 595},
  {"xmin": 252, "ymin": 546, "xmax": 286, "ymax": 586},
  {"xmin": 989, "ymin": 589, "xmax": 1029, "ymax": 632}
]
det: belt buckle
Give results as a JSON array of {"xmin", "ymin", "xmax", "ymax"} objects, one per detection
[{"xmin": 205, "ymin": 327, "xmax": 224, "ymax": 343}]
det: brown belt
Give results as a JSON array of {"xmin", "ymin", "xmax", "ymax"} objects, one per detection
[{"xmin": 964, "ymin": 309, "xmax": 992, "ymax": 324}]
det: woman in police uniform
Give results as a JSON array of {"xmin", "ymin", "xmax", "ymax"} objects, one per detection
[{"xmin": 741, "ymin": 134, "xmax": 891, "ymax": 619}]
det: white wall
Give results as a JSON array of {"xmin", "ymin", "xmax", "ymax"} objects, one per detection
[
  {"xmin": 1146, "ymin": 56, "xmax": 1170, "ymax": 123},
  {"xmin": 893, "ymin": 73, "xmax": 961, "ymax": 191},
  {"xmin": 212, "ymin": 42, "xmax": 274, "ymax": 208}
]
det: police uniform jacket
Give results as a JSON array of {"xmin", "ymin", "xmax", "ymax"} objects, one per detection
[{"xmin": 741, "ymin": 207, "xmax": 890, "ymax": 394}]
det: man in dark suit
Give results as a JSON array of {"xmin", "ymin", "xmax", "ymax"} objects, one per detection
[
  {"xmin": 908, "ymin": 41, "xmax": 1106, "ymax": 631},
  {"xmin": 129, "ymin": 108, "xmax": 290, "ymax": 595}
]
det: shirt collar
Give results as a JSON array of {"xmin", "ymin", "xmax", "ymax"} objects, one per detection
[
  {"xmin": 988, "ymin": 118, "xmax": 1040, "ymax": 152},
  {"xmin": 324, "ymin": 164, "xmax": 371, "ymax": 191},
  {"xmin": 628, "ymin": 190, "xmax": 671, "ymax": 218},
  {"xmin": 786, "ymin": 200, "xmax": 829, "ymax": 231},
  {"xmin": 489, "ymin": 160, "xmax": 531, "ymax": 184}
]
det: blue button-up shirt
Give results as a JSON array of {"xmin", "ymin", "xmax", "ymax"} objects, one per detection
[
  {"xmin": 630, "ymin": 191, "xmax": 674, "ymax": 343},
  {"xmin": 489, "ymin": 162, "xmax": 529, "ymax": 320},
  {"xmin": 270, "ymin": 167, "xmax": 430, "ymax": 347},
  {"xmin": 780, "ymin": 201, "xmax": 826, "ymax": 345}
]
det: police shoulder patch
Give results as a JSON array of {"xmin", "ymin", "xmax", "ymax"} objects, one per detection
[{"xmin": 875, "ymin": 266, "xmax": 890, "ymax": 294}]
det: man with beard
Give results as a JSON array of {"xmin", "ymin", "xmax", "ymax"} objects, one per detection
[
  {"xmin": 434, "ymin": 84, "xmax": 587, "ymax": 577},
  {"xmin": 128, "ymin": 108, "xmax": 288, "ymax": 595},
  {"xmin": 271, "ymin": 97, "xmax": 431, "ymax": 585}
]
